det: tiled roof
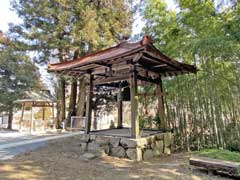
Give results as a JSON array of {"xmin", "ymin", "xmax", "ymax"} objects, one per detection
[{"xmin": 48, "ymin": 35, "xmax": 197, "ymax": 75}]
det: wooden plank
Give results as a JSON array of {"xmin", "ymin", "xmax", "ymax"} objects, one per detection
[
  {"xmin": 190, "ymin": 157, "xmax": 240, "ymax": 177},
  {"xmin": 130, "ymin": 65, "xmax": 139, "ymax": 139},
  {"xmin": 85, "ymin": 74, "xmax": 93, "ymax": 134}
]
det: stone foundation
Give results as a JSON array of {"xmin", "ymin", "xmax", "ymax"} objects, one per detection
[{"xmin": 79, "ymin": 132, "xmax": 173, "ymax": 161}]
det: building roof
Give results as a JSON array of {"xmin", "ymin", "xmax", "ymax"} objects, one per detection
[
  {"xmin": 48, "ymin": 40, "xmax": 143, "ymax": 72},
  {"xmin": 48, "ymin": 35, "xmax": 197, "ymax": 86},
  {"xmin": 15, "ymin": 90, "xmax": 56, "ymax": 107},
  {"xmin": 48, "ymin": 35, "xmax": 197, "ymax": 76}
]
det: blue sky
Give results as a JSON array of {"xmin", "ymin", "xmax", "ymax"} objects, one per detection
[{"xmin": 0, "ymin": 0, "xmax": 21, "ymax": 32}]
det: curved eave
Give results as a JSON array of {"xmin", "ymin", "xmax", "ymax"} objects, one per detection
[{"xmin": 47, "ymin": 35, "xmax": 198, "ymax": 76}]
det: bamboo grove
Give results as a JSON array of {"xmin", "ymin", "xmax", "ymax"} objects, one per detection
[
  {"xmin": 142, "ymin": 0, "xmax": 240, "ymax": 151},
  {"xmin": 1, "ymin": 0, "xmax": 239, "ymax": 152}
]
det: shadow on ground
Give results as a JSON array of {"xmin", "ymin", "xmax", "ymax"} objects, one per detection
[{"xmin": 0, "ymin": 136, "xmax": 233, "ymax": 180}]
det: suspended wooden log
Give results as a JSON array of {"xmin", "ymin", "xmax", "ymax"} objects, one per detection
[{"xmin": 121, "ymin": 86, "xmax": 130, "ymax": 101}]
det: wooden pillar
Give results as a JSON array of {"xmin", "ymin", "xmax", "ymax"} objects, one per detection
[
  {"xmin": 156, "ymin": 76, "xmax": 166, "ymax": 129},
  {"xmin": 42, "ymin": 107, "xmax": 46, "ymax": 129},
  {"xmin": 51, "ymin": 103, "xmax": 55, "ymax": 129},
  {"xmin": 52, "ymin": 103, "xmax": 55, "ymax": 118},
  {"xmin": 130, "ymin": 66, "xmax": 139, "ymax": 139},
  {"xmin": 117, "ymin": 88, "xmax": 123, "ymax": 129},
  {"xmin": 85, "ymin": 74, "xmax": 93, "ymax": 134},
  {"xmin": 30, "ymin": 103, "xmax": 33, "ymax": 133},
  {"xmin": 19, "ymin": 103, "xmax": 25, "ymax": 130}
]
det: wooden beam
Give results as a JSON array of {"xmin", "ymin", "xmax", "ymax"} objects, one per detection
[
  {"xmin": 95, "ymin": 82, "xmax": 121, "ymax": 88},
  {"xmin": 93, "ymin": 74, "xmax": 130, "ymax": 85},
  {"xmin": 91, "ymin": 64, "xmax": 124, "ymax": 77},
  {"xmin": 143, "ymin": 51, "xmax": 182, "ymax": 70},
  {"xmin": 130, "ymin": 66, "xmax": 139, "ymax": 139},
  {"xmin": 85, "ymin": 74, "xmax": 93, "ymax": 134},
  {"xmin": 94, "ymin": 62, "xmax": 110, "ymax": 67},
  {"xmin": 136, "ymin": 63, "xmax": 168, "ymax": 75},
  {"xmin": 72, "ymin": 64, "xmax": 98, "ymax": 71},
  {"xmin": 117, "ymin": 88, "xmax": 123, "ymax": 129},
  {"xmin": 141, "ymin": 55, "xmax": 165, "ymax": 65},
  {"xmin": 137, "ymin": 75, "xmax": 161, "ymax": 84},
  {"xmin": 136, "ymin": 66, "xmax": 159, "ymax": 77},
  {"xmin": 106, "ymin": 65, "xmax": 113, "ymax": 76},
  {"xmin": 156, "ymin": 76, "xmax": 166, "ymax": 129},
  {"xmin": 132, "ymin": 53, "xmax": 142, "ymax": 62},
  {"xmin": 153, "ymin": 64, "xmax": 168, "ymax": 68}
]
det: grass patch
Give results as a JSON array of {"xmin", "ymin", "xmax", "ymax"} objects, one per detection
[{"xmin": 197, "ymin": 148, "xmax": 240, "ymax": 163}]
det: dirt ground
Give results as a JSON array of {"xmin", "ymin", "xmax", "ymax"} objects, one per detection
[{"xmin": 0, "ymin": 136, "xmax": 233, "ymax": 180}]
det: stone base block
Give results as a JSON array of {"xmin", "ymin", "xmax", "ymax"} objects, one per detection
[
  {"xmin": 126, "ymin": 147, "xmax": 142, "ymax": 161},
  {"xmin": 78, "ymin": 132, "xmax": 173, "ymax": 161},
  {"xmin": 111, "ymin": 146, "xmax": 126, "ymax": 158}
]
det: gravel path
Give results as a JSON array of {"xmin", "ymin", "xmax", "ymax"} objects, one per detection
[
  {"xmin": 0, "ymin": 130, "xmax": 83, "ymax": 160},
  {"xmin": 0, "ymin": 142, "xmax": 46, "ymax": 160},
  {"xmin": 0, "ymin": 136, "xmax": 234, "ymax": 180},
  {"xmin": 0, "ymin": 130, "xmax": 40, "ymax": 145}
]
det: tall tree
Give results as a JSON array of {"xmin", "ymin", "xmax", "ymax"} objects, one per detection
[
  {"xmin": 0, "ymin": 33, "xmax": 40, "ymax": 129},
  {"xmin": 10, "ymin": 0, "xmax": 133, "ymax": 127}
]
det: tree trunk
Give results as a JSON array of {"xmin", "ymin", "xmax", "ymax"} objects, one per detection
[
  {"xmin": 7, "ymin": 106, "xmax": 13, "ymax": 130},
  {"xmin": 56, "ymin": 76, "xmax": 66, "ymax": 129},
  {"xmin": 76, "ymin": 77, "xmax": 86, "ymax": 127},
  {"xmin": 60, "ymin": 77, "xmax": 66, "ymax": 127},
  {"xmin": 66, "ymin": 78, "xmax": 77, "ymax": 127},
  {"xmin": 56, "ymin": 49, "xmax": 66, "ymax": 129},
  {"xmin": 65, "ymin": 49, "xmax": 79, "ymax": 127}
]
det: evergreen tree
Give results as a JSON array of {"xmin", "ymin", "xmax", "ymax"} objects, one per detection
[
  {"xmin": 0, "ymin": 33, "xmax": 40, "ymax": 129},
  {"xmin": 10, "ymin": 0, "xmax": 133, "ymax": 127}
]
